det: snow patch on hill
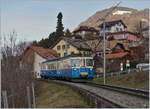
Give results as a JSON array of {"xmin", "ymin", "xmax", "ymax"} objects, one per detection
[{"xmin": 113, "ymin": 10, "xmax": 132, "ymax": 15}]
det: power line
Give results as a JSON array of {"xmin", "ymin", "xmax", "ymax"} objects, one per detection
[{"xmin": 97, "ymin": 1, "xmax": 121, "ymax": 84}]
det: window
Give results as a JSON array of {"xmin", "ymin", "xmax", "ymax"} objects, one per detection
[
  {"xmin": 64, "ymin": 52, "xmax": 67, "ymax": 56},
  {"xmin": 47, "ymin": 64, "xmax": 51, "ymax": 69},
  {"xmin": 62, "ymin": 45, "xmax": 65, "ymax": 49},
  {"xmin": 118, "ymin": 22, "xmax": 121, "ymax": 26},
  {"xmin": 116, "ymin": 27, "xmax": 119, "ymax": 32},
  {"xmin": 57, "ymin": 45, "xmax": 61, "ymax": 50},
  {"xmin": 58, "ymin": 53, "xmax": 61, "ymax": 57},
  {"xmin": 71, "ymin": 59, "xmax": 82, "ymax": 67},
  {"xmin": 86, "ymin": 59, "xmax": 93, "ymax": 66},
  {"xmin": 71, "ymin": 51, "xmax": 74, "ymax": 54},
  {"xmin": 83, "ymin": 52, "xmax": 86, "ymax": 56},
  {"xmin": 67, "ymin": 45, "xmax": 70, "ymax": 48},
  {"xmin": 63, "ymin": 60, "xmax": 71, "ymax": 69}
]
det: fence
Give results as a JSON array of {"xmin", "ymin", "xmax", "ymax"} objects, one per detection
[
  {"xmin": 96, "ymin": 68, "xmax": 138, "ymax": 78},
  {"xmin": 1, "ymin": 82, "xmax": 36, "ymax": 108}
]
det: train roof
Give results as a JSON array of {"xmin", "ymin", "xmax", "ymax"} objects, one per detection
[{"xmin": 42, "ymin": 54, "xmax": 93, "ymax": 63}]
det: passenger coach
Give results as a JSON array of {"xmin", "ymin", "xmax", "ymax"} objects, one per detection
[{"xmin": 40, "ymin": 55, "xmax": 95, "ymax": 80}]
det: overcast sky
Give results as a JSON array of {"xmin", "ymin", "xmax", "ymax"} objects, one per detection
[{"xmin": 1, "ymin": 0, "xmax": 150, "ymax": 42}]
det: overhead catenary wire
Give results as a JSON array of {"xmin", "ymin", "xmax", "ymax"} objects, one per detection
[{"xmin": 96, "ymin": 1, "xmax": 121, "ymax": 84}]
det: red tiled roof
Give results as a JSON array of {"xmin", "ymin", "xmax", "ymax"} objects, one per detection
[
  {"xmin": 20, "ymin": 46, "xmax": 58, "ymax": 60},
  {"xmin": 106, "ymin": 52, "xmax": 129, "ymax": 59},
  {"xmin": 30, "ymin": 46, "xmax": 58, "ymax": 59}
]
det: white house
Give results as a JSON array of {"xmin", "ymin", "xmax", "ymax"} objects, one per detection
[
  {"xmin": 20, "ymin": 46, "xmax": 58, "ymax": 78},
  {"xmin": 99, "ymin": 19, "xmax": 127, "ymax": 35}
]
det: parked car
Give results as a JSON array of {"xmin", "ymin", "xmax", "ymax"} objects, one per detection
[{"xmin": 136, "ymin": 63, "xmax": 149, "ymax": 71}]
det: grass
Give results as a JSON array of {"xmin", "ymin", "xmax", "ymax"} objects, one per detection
[
  {"xmin": 92, "ymin": 71, "xmax": 149, "ymax": 90},
  {"xmin": 35, "ymin": 80, "xmax": 90, "ymax": 108}
]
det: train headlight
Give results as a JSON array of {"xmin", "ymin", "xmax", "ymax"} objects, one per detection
[
  {"xmin": 90, "ymin": 68, "xmax": 93, "ymax": 71},
  {"xmin": 73, "ymin": 68, "xmax": 77, "ymax": 70}
]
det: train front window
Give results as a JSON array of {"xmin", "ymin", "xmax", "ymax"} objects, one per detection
[
  {"xmin": 86, "ymin": 59, "xmax": 93, "ymax": 66},
  {"xmin": 71, "ymin": 59, "xmax": 81, "ymax": 67}
]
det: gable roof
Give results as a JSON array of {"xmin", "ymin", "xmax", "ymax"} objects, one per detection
[
  {"xmin": 112, "ymin": 43, "xmax": 126, "ymax": 52},
  {"xmin": 62, "ymin": 37, "xmax": 91, "ymax": 51},
  {"xmin": 22, "ymin": 46, "xmax": 58, "ymax": 60},
  {"xmin": 99, "ymin": 19, "xmax": 127, "ymax": 28},
  {"xmin": 106, "ymin": 52, "xmax": 129, "ymax": 59},
  {"xmin": 73, "ymin": 26, "xmax": 99, "ymax": 33},
  {"xmin": 31, "ymin": 46, "xmax": 58, "ymax": 59}
]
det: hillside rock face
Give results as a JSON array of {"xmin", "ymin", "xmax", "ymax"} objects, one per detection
[{"xmin": 77, "ymin": 7, "xmax": 149, "ymax": 32}]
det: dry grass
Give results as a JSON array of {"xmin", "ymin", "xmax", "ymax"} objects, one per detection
[
  {"xmin": 93, "ymin": 71, "xmax": 149, "ymax": 90},
  {"xmin": 35, "ymin": 80, "xmax": 90, "ymax": 108}
]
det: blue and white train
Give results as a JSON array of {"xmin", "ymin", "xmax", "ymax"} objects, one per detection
[{"xmin": 40, "ymin": 55, "xmax": 95, "ymax": 80}]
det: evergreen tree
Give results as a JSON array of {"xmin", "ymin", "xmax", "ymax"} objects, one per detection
[
  {"xmin": 56, "ymin": 12, "xmax": 64, "ymax": 37},
  {"xmin": 35, "ymin": 12, "xmax": 65, "ymax": 48},
  {"xmin": 65, "ymin": 29, "xmax": 72, "ymax": 37},
  {"xmin": 32, "ymin": 40, "xmax": 38, "ymax": 46}
]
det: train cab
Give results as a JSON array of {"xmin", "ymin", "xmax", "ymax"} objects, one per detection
[{"xmin": 70, "ymin": 57, "xmax": 94, "ymax": 79}]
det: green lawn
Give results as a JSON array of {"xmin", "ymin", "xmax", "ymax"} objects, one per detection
[
  {"xmin": 92, "ymin": 71, "xmax": 149, "ymax": 90},
  {"xmin": 35, "ymin": 80, "xmax": 90, "ymax": 108}
]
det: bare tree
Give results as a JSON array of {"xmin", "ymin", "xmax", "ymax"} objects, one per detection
[{"xmin": 1, "ymin": 31, "xmax": 34, "ymax": 107}]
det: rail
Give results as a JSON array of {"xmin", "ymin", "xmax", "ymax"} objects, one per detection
[{"xmin": 85, "ymin": 82, "xmax": 149, "ymax": 99}]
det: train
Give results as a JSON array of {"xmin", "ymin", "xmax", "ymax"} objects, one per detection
[{"xmin": 40, "ymin": 54, "xmax": 95, "ymax": 80}]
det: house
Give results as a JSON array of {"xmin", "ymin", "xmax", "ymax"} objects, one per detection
[
  {"xmin": 51, "ymin": 37, "xmax": 92, "ymax": 57},
  {"xmin": 106, "ymin": 43, "xmax": 131, "ymax": 72},
  {"xmin": 94, "ymin": 43, "xmax": 131, "ymax": 73},
  {"xmin": 107, "ymin": 31, "xmax": 140, "ymax": 50},
  {"xmin": 142, "ymin": 26, "xmax": 149, "ymax": 38},
  {"xmin": 20, "ymin": 46, "xmax": 58, "ymax": 78},
  {"xmin": 106, "ymin": 51, "xmax": 131, "ymax": 72},
  {"xmin": 129, "ymin": 39, "xmax": 149, "ymax": 63},
  {"xmin": 73, "ymin": 26, "xmax": 99, "ymax": 39},
  {"xmin": 84, "ymin": 30, "xmax": 139, "ymax": 56},
  {"xmin": 99, "ymin": 19, "xmax": 127, "ymax": 34}
]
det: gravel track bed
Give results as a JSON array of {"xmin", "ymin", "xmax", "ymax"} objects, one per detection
[{"xmin": 56, "ymin": 80, "xmax": 149, "ymax": 108}]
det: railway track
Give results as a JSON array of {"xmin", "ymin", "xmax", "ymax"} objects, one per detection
[
  {"xmin": 85, "ymin": 82, "xmax": 149, "ymax": 99},
  {"xmin": 38, "ymin": 79, "xmax": 149, "ymax": 108}
]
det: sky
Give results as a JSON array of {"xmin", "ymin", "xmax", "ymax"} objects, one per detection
[{"xmin": 1, "ymin": 0, "xmax": 150, "ymax": 42}]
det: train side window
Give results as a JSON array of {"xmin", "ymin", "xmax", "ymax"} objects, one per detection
[
  {"xmin": 54, "ymin": 62, "xmax": 56, "ymax": 70},
  {"xmin": 63, "ymin": 59, "xmax": 71, "ymax": 69},
  {"xmin": 57, "ymin": 62, "xmax": 60, "ymax": 69}
]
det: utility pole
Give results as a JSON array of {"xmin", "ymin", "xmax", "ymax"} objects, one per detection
[
  {"xmin": 103, "ymin": 20, "xmax": 106, "ymax": 84},
  {"xmin": 97, "ymin": 2, "xmax": 121, "ymax": 84}
]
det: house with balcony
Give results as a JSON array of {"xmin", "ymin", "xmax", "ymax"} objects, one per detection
[
  {"xmin": 99, "ymin": 19, "xmax": 127, "ymax": 35},
  {"xmin": 107, "ymin": 31, "xmax": 140, "ymax": 50}
]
